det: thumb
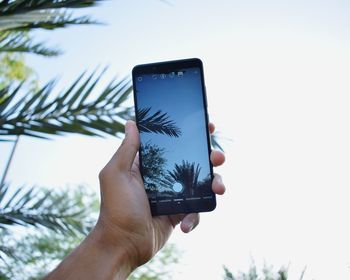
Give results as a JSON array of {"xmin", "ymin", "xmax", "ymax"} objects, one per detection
[{"xmin": 112, "ymin": 120, "xmax": 140, "ymax": 171}]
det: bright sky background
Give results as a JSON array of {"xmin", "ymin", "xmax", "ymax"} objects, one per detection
[{"xmin": 2, "ymin": 0, "xmax": 350, "ymax": 279}]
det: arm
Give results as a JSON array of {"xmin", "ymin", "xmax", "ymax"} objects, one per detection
[{"xmin": 44, "ymin": 227, "xmax": 134, "ymax": 280}]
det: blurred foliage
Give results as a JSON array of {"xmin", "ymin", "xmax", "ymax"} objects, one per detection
[
  {"xmin": 1, "ymin": 2, "xmax": 131, "ymax": 278},
  {"xmin": 0, "ymin": 0, "xmax": 224, "ymax": 278},
  {"xmin": 0, "ymin": 0, "xmax": 101, "ymax": 55},
  {"xmin": 0, "ymin": 184, "xmax": 181, "ymax": 280},
  {"xmin": 0, "ymin": 30, "xmax": 60, "ymax": 57},
  {"xmin": 0, "ymin": 52, "xmax": 37, "ymax": 90},
  {"xmin": 0, "ymin": 185, "xmax": 99, "ymax": 280},
  {"xmin": 0, "ymin": 184, "xmax": 98, "ymax": 234},
  {"xmin": 223, "ymin": 262, "xmax": 306, "ymax": 280},
  {"xmin": 129, "ymin": 243, "xmax": 180, "ymax": 280},
  {"xmin": 0, "ymin": 0, "xmax": 132, "ymax": 141},
  {"xmin": 0, "ymin": 70, "xmax": 132, "ymax": 140},
  {"xmin": 211, "ymin": 131, "xmax": 224, "ymax": 152}
]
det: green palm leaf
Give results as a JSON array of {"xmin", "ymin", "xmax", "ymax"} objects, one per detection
[
  {"xmin": 0, "ymin": 184, "xmax": 98, "ymax": 277},
  {"xmin": 136, "ymin": 107, "xmax": 181, "ymax": 137},
  {"xmin": 0, "ymin": 184, "xmax": 93, "ymax": 235},
  {"xmin": 0, "ymin": 31, "xmax": 60, "ymax": 56},
  {"xmin": 0, "ymin": 11, "xmax": 97, "ymax": 32},
  {"xmin": 0, "ymin": 0, "xmax": 103, "ymax": 16},
  {"xmin": 0, "ymin": 70, "xmax": 132, "ymax": 140},
  {"xmin": 211, "ymin": 132, "xmax": 224, "ymax": 151},
  {"xmin": 0, "ymin": 0, "xmax": 102, "ymax": 56}
]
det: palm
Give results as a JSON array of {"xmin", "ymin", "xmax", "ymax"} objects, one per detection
[{"xmin": 97, "ymin": 156, "xmax": 174, "ymax": 266}]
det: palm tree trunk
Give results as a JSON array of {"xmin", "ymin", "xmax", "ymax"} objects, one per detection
[{"xmin": 0, "ymin": 136, "xmax": 19, "ymax": 189}]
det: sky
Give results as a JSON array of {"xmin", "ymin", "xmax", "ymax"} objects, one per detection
[{"xmin": 2, "ymin": 0, "xmax": 350, "ymax": 279}]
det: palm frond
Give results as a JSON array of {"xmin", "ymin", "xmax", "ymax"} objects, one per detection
[
  {"xmin": 0, "ymin": 0, "xmax": 102, "ymax": 57},
  {"xmin": 0, "ymin": 0, "xmax": 103, "ymax": 16},
  {"xmin": 0, "ymin": 184, "xmax": 93, "ymax": 235},
  {"xmin": 223, "ymin": 265, "xmax": 236, "ymax": 280},
  {"xmin": 137, "ymin": 107, "xmax": 181, "ymax": 137},
  {"xmin": 0, "ymin": 10, "xmax": 99, "ymax": 32},
  {"xmin": 0, "ymin": 230, "xmax": 85, "ymax": 278},
  {"xmin": 0, "ymin": 70, "xmax": 132, "ymax": 140},
  {"xmin": 0, "ymin": 246, "xmax": 14, "ymax": 263},
  {"xmin": 211, "ymin": 132, "xmax": 224, "ymax": 152},
  {"xmin": 0, "ymin": 31, "xmax": 60, "ymax": 56},
  {"xmin": 0, "ymin": 184, "xmax": 98, "ymax": 277}
]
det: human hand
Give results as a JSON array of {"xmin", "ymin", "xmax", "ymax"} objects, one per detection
[
  {"xmin": 95, "ymin": 120, "xmax": 225, "ymax": 271},
  {"xmin": 44, "ymin": 120, "xmax": 225, "ymax": 280}
]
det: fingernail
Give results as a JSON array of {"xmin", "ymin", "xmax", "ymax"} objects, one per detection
[
  {"xmin": 214, "ymin": 175, "xmax": 220, "ymax": 184},
  {"xmin": 188, "ymin": 223, "xmax": 194, "ymax": 232},
  {"xmin": 218, "ymin": 175, "xmax": 223, "ymax": 184}
]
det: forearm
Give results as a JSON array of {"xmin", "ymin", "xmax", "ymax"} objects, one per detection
[{"xmin": 44, "ymin": 227, "xmax": 135, "ymax": 280}]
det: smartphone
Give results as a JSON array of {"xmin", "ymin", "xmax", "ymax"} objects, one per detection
[{"xmin": 132, "ymin": 58, "xmax": 215, "ymax": 215}]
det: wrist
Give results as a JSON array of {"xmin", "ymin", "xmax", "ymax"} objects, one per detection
[
  {"xmin": 45, "ymin": 223, "xmax": 137, "ymax": 280},
  {"xmin": 87, "ymin": 224, "xmax": 138, "ymax": 279}
]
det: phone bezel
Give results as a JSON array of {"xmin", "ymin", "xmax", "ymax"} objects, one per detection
[{"xmin": 132, "ymin": 58, "xmax": 216, "ymax": 216}]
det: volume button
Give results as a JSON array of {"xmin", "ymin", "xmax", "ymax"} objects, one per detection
[{"xmin": 204, "ymin": 85, "xmax": 208, "ymax": 108}]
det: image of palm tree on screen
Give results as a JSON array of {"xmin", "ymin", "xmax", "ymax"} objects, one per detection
[
  {"xmin": 137, "ymin": 107, "xmax": 181, "ymax": 137},
  {"xmin": 158, "ymin": 161, "xmax": 212, "ymax": 197},
  {"xmin": 137, "ymin": 107, "xmax": 181, "ymax": 197},
  {"xmin": 140, "ymin": 142, "xmax": 174, "ymax": 196},
  {"xmin": 137, "ymin": 106, "xmax": 211, "ymax": 199},
  {"xmin": 165, "ymin": 161, "xmax": 201, "ymax": 196}
]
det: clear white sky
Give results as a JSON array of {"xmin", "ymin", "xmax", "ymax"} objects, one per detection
[{"xmin": 2, "ymin": 0, "xmax": 350, "ymax": 279}]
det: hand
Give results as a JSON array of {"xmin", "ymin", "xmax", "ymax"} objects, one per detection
[
  {"xmin": 96, "ymin": 120, "xmax": 226, "ymax": 270},
  {"xmin": 44, "ymin": 120, "xmax": 225, "ymax": 280}
]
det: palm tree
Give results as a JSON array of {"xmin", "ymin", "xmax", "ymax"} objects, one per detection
[
  {"xmin": 0, "ymin": 184, "xmax": 94, "ymax": 234},
  {"xmin": 167, "ymin": 160, "xmax": 201, "ymax": 196},
  {"xmin": 0, "ymin": 1, "xmax": 224, "ymax": 276},
  {"xmin": 0, "ymin": 185, "xmax": 98, "ymax": 278},
  {"xmin": 0, "ymin": 0, "xmax": 132, "ymax": 183},
  {"xmin": 136, "ymin": 107, "xmax": 181, "ymax": 137},
  {"xmin": 0, "ymin": 1, "xmax": 132, "ymax": 141},
  {"xmin": 0, "ymin": 71, "xmax": 132, "ymax": 140}
]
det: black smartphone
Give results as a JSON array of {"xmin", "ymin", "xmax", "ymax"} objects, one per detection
[{"xmin": 132, "ymin": 58, "xmax": 215, "ymax": 216}]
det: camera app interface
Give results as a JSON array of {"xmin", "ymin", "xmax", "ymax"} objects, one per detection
[{"xmin": 135, "ymin": 68, "xmax": 213, "ymax": 204}]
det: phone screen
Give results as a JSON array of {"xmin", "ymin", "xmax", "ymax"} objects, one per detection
[{"xmin": 133, "ymin": 59, "xmax": 215, "ymax": 215}]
